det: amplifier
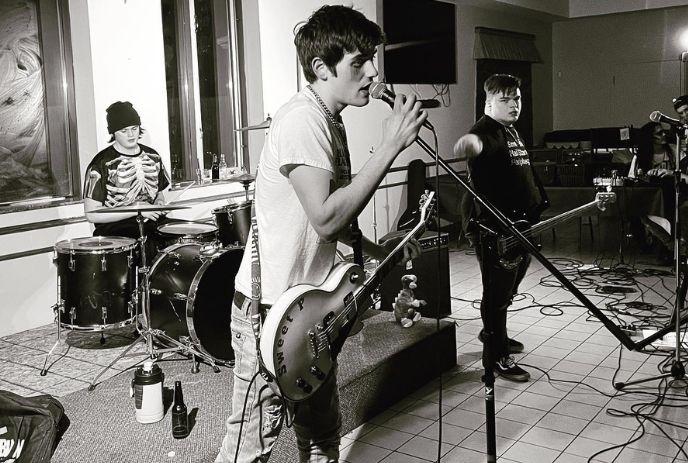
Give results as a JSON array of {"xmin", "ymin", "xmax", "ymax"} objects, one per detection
[
  {"xmin": 378, "ymin": 231, "xmax": 451, "ymax": 319},
  {"xmin": 418, "ymin": 232, "xmax": 449, "ymax": 249}
]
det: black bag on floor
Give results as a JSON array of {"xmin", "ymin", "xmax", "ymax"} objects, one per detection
[{"xmin": 0, "ymin": 390, "xmax": 69, "ymax": 463}]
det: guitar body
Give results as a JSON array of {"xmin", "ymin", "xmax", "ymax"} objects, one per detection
[
  {"xmin": 259, "ymin": 191, "xmax": 437, "ymax": 402},
  {"xmin": 260, "ymin": 263, "xmax": 365, "ymax": 402},
  {"xmin": 494, "ymin": 218, "xmax": 537, "ymax": 270}
]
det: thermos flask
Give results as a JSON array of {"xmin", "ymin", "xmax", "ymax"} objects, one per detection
[{"xmin": 131, "ymin": 360, "xmax": 164, "ymax": 423}]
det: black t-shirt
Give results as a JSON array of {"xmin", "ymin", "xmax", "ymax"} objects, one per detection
[
  {"xmin": 83, "ymin": 144, "xmax": 170, "ymax": 237},
  {"xmin": 464, "ymin": 115, "xmax": 546, "ymax": 228}
]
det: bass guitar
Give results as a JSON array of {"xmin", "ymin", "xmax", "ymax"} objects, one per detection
[
  {"xmin": 479, "ymin": 191, "xmax": 616, "ymax": 270},
  {"xmin": 259, "ymin": 192, "xmax": 436, "ymax": 402}
]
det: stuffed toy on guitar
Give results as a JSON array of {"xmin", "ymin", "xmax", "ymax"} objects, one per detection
[{"xmin": 393, "ymin": 274, "xmax": 425, "ymax": 328}]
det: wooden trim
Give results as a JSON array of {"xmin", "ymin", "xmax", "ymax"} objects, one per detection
[{"xmin": 0, "ymin": 217, "xmax": 86, "ymax": 236}]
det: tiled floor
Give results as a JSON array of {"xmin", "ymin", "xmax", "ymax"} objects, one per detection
[{"xmin": 2, "ymin": 225, "xmax": 688, "ymax": 462}]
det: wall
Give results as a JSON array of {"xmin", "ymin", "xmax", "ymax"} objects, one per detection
[{"xmin": 553, "ymin": 6, "xmax": 688, "ymax": 130}]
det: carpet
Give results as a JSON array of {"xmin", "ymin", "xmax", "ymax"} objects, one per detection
[{"xmin": 52, "ymin": 311, "xmax": 456, "ymax": 462}]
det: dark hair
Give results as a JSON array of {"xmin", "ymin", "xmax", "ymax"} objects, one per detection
[
  {"xmin": 294, "ymin": 5, "xmax": 384, "ymax": 83},
  {"xmin": 673, "ymin": 94, "xmax": 688, "ymax": 111},
  {"xmin": 484, "ymin": 74, "xmax": 521, "ymax": 95},
  {"xmin": 636, "ymin": 121, "xmax": 667, "ymax": 172},
  {"xmin": 108, "ymin": 126, "xmax": 145, "ymax": 143}
]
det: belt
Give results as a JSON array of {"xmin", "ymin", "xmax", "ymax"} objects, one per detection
[{"xmin": 233, "ymin": 291, "xmax": 271, "ymax": 313}]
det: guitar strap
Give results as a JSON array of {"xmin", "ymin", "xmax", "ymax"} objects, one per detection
[{"xmin": 249, "ymin": 198, "xmax": 276, "ymax": 384}]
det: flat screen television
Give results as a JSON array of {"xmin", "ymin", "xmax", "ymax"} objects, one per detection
[{"xmin": 380, "ymin": 0, "xmax": 456, "ymax": 84}]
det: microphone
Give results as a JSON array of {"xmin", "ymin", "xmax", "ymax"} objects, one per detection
[
  {"xmin": 370, "ymin": 82, "xmax": 436, "ymax": 130},
  {"xmin": 369, "ymin": 82, "xmax": 440, "ymax": 109},
  {"xmin": 649, "ymin": 110, "xmax": 685, "ymax": 128}
]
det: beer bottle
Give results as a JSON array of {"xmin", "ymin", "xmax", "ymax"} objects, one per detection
[{"xmin": 171, "ymin": 380, "xmax": 189, "ymax": 439}]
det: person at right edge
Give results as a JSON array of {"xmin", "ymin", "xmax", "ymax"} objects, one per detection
[{"xmin": 453, "ymin": 74, "xmax": 548, "ymax": 382}]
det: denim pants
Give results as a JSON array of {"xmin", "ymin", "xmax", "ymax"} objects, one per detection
[
  {"xmin": 216, "ymin": 295, "xmax": 341, "ymax": 463},
  {"xmin": 475, "ymin": 242, "xmax": 531, "ymax": 364}
]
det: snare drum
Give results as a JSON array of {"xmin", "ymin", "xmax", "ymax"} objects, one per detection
[
  {"xmin": 54, "ymin": 236, "xmax": 137, "ymax": 330},
  {"xmin": 156, "ymin": 221, "xmax": 218, "ymax": 249},
  {"xmin": 213, "ymin": 200, "xmax": 251, "ymax": 246},
  {"xmin": 149, "ymin": 243, "xmax": 243, "ymax": 363}
]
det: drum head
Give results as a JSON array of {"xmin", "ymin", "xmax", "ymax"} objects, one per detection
[
  {"xmin": 157, "ymin": 221, "xmax": 217, "ymax": 236},
  {"xmin": 55, "ymin": 236, "xmax": 137, "ymax": 253},
  {"xmin": 189, "ymin": 247, "xmax": 243, "ymax": 361}
]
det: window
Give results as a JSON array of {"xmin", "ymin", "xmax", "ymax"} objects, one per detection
[
  {"xmin": 0, "ymin": 0, "xmax": 78, "ymax": 206},
  {"xmin": 161, "ymin": 0, "xmax": 243, "ymax": 183}
]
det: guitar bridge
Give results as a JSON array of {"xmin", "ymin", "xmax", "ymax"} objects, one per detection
[{"xmin": 308, "ymin": 329, "xmax": 319, "ymax": 359}]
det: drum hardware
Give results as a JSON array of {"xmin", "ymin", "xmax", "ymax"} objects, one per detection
[
  {"xmin": 41, "ymin": 236, "xmax": 140, "ymax": 375},
  {"xmin": 147, "ymin": 243, "xmax": 241, "ymax": 369},
  {"xmin": 84, "ymin": 204, "xmax": 234, "ymax": 390},
  {"xmin": 82, "ymin": 203, "xmax": 239, "ymax": 390}
]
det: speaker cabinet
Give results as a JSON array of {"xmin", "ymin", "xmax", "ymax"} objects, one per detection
[{"xmin": 379, "ymin": 231, "xmax": 451, "ymax": 319}]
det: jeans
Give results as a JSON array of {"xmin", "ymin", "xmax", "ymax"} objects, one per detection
[
  {"xmin": 475, "ymin": 242, "xmax": 531, "ymax": 365},
  {"xmin": 216, "ymin": 295, "xmax": 341, "ymax": 463}
]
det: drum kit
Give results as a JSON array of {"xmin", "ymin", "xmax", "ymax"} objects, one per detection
[{"xmin": 41, "ymin": 175, "xmax": 255, "ymax": 389}]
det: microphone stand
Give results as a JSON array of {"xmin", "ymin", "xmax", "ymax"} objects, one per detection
[
  {"xmin": 412, "ymin": 133, "xmax": 636, "ymax": 462},
  {"xmin": 615, "ymin": 128, "xmax": 687, "ymax": 389}
]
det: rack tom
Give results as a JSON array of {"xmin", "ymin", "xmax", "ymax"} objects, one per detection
[{"xmin": 213, "ymin": 200, "xmax": 251, "ymax": 246}]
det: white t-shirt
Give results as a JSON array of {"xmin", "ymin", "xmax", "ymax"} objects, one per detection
[{"xmin": 234, "ymin": 88, "xmax": 351, "ymax": 304}]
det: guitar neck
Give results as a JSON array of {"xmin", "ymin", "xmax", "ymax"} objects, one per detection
[{"xmin": 528, "ymin": 199, "xmax": 599, "ymax": 236}]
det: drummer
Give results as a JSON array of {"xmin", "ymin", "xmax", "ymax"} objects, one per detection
[{"xmin": 83, "ymin": 101, "xmax": 171, "ymax": 257}]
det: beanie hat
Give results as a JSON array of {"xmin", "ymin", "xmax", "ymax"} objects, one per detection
[
  {"xmin": 106, "ymin": 101, "xmax": 141, "ymax": 134},
  {"xmin": 673, "ymin": 95, "xmax": 688, "ymax": 111}
]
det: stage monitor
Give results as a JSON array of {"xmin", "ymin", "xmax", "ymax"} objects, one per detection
[{"xmin": 380, "ymin": 0, "xmax": 456, "ymax": 84}]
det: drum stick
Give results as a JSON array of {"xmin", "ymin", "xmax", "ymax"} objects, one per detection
[{"xmin": 165, "ymin": 181, "xmax": 195, "ymax": 205}]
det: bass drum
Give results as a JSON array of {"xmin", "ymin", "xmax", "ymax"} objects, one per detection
[{"xmin": 148, "ymin": 243, "xmax": 243, "ymax": 363}]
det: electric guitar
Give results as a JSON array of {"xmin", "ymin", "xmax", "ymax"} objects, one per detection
[
  {"xmin": 259, "ymin": 192, "xmax": 436, "ymax": 402},
  {"xmin": 480, "ymin": 191, "xmax": 616, "ymax": 270}
]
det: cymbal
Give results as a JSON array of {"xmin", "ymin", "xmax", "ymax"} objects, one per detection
[
  {"xmin": 92, "ymin": 202, "xmax": 190, "ymax": 213},
  {"xmin": 235, "ymin": 116, "xmax": 271, "ymax": 132},
  {"xmin": 230, "ymin": 173, "xmax": 256, "ymax": 183}
]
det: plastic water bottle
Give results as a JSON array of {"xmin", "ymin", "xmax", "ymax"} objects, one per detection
[
  {"xmin": 131, "ymin": 361, "xmax": 164, "ymax": 423},
  {"xmin": 219, "ymin": 153, "xmax": 228, "ymax": 180}
]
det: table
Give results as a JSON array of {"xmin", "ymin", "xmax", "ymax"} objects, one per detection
[{"xmin": 424, "ymin": 175, "xmax": 665, "ymax": 250}]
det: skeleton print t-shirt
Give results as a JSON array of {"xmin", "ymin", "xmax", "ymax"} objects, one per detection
[
  {"xmin": 84, "ymin": 144, "xmax": 170, "ymax": 207},
  {"xmin": 83, "ymin": 144, "xmax": 170, "ymax": 238}
]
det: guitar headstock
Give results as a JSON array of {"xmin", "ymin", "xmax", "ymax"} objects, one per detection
[
  {"xmin": 418, "ymin": 190, "xmax": 437, "ymax": 224},
  {"xmin": 595, "ymin": 191, "xmax": 616, "ymax": 211}
]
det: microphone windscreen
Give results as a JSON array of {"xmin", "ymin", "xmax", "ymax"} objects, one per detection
[
  {"xmin": 369, "ymin": 82, "xmax": 389, "ymax": 101},
  {"xmin": 649, "ymin": 111, "xmax": 662, "ymax": 123}
]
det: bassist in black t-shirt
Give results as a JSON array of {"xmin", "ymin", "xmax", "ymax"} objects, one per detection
[{"xmin": 454, "ymin": 74, "xmax": 547, "ymax": 382}]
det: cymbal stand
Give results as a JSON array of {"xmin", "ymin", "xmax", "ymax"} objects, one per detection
[
  {"xmin": 88, "ymin": 213, "xmax": 222, "ymax": 390},
  {"xmin": 240, "ymin": 179, "xmax": 252, "ymax": 202}
]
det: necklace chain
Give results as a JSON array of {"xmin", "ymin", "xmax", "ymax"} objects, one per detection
[{"xmin": 306, "ymin": 85, "xmax": 342, "ymax": 128}]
